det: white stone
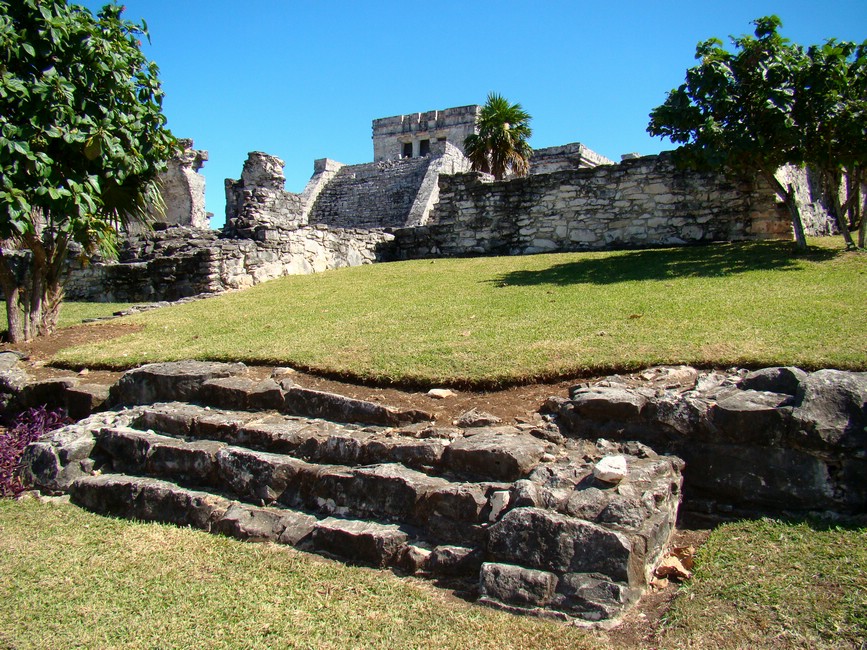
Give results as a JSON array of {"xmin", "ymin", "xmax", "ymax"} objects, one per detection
[
  {"xmin": 593, "ymin": 455, "xmax": 628, "ymax": 483},
  {"xmin": 427, "ymin": 388, "xmax": 456, "ymax": 399},
  {"xmin": 488, "ymin": 490, "xmax": 511, "ymax": 522}
]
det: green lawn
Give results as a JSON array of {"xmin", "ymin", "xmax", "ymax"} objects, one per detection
[
  {"xmin": 51, "ymin": 238, "xmax": 866, "ymax": 386},
  {"xmin": 0, "ymin": 500, "xmax": 863, "ymax": 650}
]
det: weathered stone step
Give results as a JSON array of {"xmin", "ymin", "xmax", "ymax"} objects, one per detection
[
  {"xmin": 93, "ymin": 426, "xmax": 493, "ymax": 544},
  {"xmin": 110, "ymin": 361, "xmax": 432, "ymax": 426},
  {"xmin": 131, "ymin": 402, "xmax": 555, "ymax": 482},
  {"xmin": 67, "ymin": 473, "xmax": 481, "ymax": 573}
]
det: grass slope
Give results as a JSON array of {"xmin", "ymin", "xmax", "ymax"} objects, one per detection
[
  {"xmin": 52, "ymin": 239, "xmax": 866, "ymax": 386},
  {"xmin": 1, "ymin": 500, "xmax": 863, "ymax": 649}
]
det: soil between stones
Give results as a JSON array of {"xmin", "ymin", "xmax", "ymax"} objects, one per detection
[{"xmin": 2, "ymin": 319, "xmax": 711, "ymax": 640}]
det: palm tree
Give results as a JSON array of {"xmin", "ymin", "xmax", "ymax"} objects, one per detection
[{"xmin": 464, "ymin": 93, "xmax": 533, "ymax": 180}]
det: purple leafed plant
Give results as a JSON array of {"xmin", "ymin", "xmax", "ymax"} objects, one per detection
[{"xmin": 0, "ymin": 406, "xmax": 71, "ymax": 497}]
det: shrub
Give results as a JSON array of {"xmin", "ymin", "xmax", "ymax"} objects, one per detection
[{"xmin": 0, "ymin": 406, "xmax": 71, "ymax": 497}]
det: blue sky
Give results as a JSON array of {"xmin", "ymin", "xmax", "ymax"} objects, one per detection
[{"xmin": 79, "ymin": 1, "xmax": 867, "ymax": 228}]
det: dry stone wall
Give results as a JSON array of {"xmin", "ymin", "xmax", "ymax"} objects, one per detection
[
  {"xmin": 529, "ymin": 143, "xmax": 614, "ymax": 175},
  {"xmin": 65, "ymin": 224, "xmax": 392, "ymax": 302},
  {"xmin": 389, "ymin": 153, "xmax": 790, "ymax": 259},
  {"xmin": 224, "ymin": 152, "xmax": 306, "ymax": 237}
]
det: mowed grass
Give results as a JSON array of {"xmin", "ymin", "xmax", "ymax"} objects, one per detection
[
  {"xmin": 0, "ymin": 499, "xmax": 594, "ymax": 650},
  {"xmin": 1, "ymin": 500, "xmax": 864, "ymax": 650},
  {"xmin": 51, "ymin": 238, "xmax": 866, "ymax": 386},
  {"xmin": 661, "ymin": 519, "xmax": 867, "ymax": 649}
]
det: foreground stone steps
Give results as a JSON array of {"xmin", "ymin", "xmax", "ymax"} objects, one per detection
[
  {"xmin": 68, "ymin": 473, "xmax": 423, "ymax": 569},
  {"xmin": 22, "ymin": 361, "xmax": 687, "ymax": 623}
]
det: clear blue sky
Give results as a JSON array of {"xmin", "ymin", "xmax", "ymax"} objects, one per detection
[{"xmin": 79, "ymin": 1, "xmax": 867, "ymax": 228}]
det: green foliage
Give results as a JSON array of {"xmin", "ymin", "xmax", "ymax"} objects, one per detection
[
  {"xmin": 0, "ymin": 0, "xmax": 177, "ymax": 341},
  {"xmin": 648, "ymin": 16, "xmax": 867, "ymax": 250},
  {"xmin": 464, "ymin": 92, "xmax": 533, "ymax": 180},
  {"xmin": 648, "ymin": 16, "xmax": 803, "ymax": 173},
  {"xmin": 797, "ymin": 39, "xmax": 867, "ymax": 247}
]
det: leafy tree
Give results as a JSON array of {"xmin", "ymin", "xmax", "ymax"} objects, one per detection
[
  {"xmin": 797, "ymin": 40, "xmax": 867, "ymax": 248},
  {"xmin": 648, "ymin": 17, "xmax": 811, "ymax": 250},
  {"xmin": 464, "ymin": 92, "xmax": 533, "ymax": 180},
  {"xmin": 0, "ymin": 0, "xmax": 177, "ymax": 342}
]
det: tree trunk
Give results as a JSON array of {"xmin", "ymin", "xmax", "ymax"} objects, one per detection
[
  {"xmin": 24, "ymin": 234, "xmax": 47, "ymax": 341},
  {"xmin": 858, "ymin": 208, "xmax": 867, "ymax": 248},
  {"xmin": 824, "ymin": 169, "xmax": 857, "ymax": 249},
  {"xmin": 763, "ymin": 170, "xmax": 808, "ymax": 251},
  {"xmin": 0, "ymin": 252, "xmax": 23, "ymax": 343}
]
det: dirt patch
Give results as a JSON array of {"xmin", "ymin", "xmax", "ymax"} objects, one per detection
[{"xmin": 2, "ymin": 322, "xmax": 144, "ymax": 364}]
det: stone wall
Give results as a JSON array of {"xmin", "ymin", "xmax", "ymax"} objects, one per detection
[
  {"xmin": 389, "ymin": 153, "xmax": 790, "ymax": 259},
  {"xmin": 224, "ymin": 152, "xmax": 306, "ymax": 237},
  {"xmin": 127, "ymin": 138, "xmax": 209, "ymax": 235},
  {"xmin": 306, "ymin": 156, "xmax": 433, "ymax": 229},
  {"xmin": 548, "ymin": 366, "xmax": 867, "ymax": 523},
  {"xmin": 65, "ymin": 225, "xmax": 393, "ymax": 302}
]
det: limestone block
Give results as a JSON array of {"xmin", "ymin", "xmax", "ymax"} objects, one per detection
[
  {"xmin": 283, "ymin": 385, "xmax": 431, "ymax": 426},
  {"xmin": 568, "ymin": 386, "xmax": 648, "ymax": 422},
  {"xmin": 479, "ymin": 562, "xmax": 558, "ymax": 608},
  {"xmin": 112, "ymin": 361, "xmax": 248, "ymax": 405},
  {"xmin": 593, "ymin": 455, "xmax": 628, "ymax": 484},
  {"xmin": 445, "ymin": 430, "xmax": 548, "ymax": 481},
  {"xmin": 427, "ymin": 545, "xmax": 483, "ymax": 576},
  {"xmin": 487, "ymin": 507, "xmax": 634, "ymax": 582},
  {"xmin": 312, "ymin": 517, "xmax": 408, "ymax": 567},
  {"xmin": 708, "ymin": 390, "xmax": 794, "ymax": 445},
  {"xmin": 216, "ymin": 446, "xmax": 310, "ymax": 504},
  {"xmin": 793, "ymin": 369, "xmax": 867, "ymax": 451}
]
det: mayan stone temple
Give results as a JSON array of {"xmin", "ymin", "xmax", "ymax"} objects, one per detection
[{"xmin": 65, "ymin": 103, "xmax": 813, "ymax": 303}]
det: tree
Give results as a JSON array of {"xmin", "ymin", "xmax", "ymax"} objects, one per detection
[
  {"xmin": 0, "ymin": 1, "xmax": 177, "ymax": 342},
  {"xmin": 648, "ymin": 17, "xmax": 811, "ymax": 250},
  {"xmin": 797, "ymin": 39, "xmax": 867, "ymax": 248},
  {"xmin": 464, "ymin": 92, "xmax": 533, "ymax": 180}
]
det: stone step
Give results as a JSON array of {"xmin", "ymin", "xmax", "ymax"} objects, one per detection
[
  {"xmin": 67, "ymin": 473, "xmax": 480, "ymax": 573},
  {"xmin": 93, "ymin": 425, "xmax": 493, "ymax": 544},
  {"xmin": 110, "ymin": 361, "xmax": 432, "ymax": 426},
  {"xmin": 131, "ymin": 402, "xmax": 554, "ymax": 482}
]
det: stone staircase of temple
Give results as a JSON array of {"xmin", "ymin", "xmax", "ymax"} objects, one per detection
[
  {"xmin": 307, "ymin": 157, "xmax": 432, "ymax": 229},
  {"xmin": 23, "ymin": 361, "xmax": 683, "ymax": 623}
]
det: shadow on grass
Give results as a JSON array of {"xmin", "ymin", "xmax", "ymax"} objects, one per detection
[{"xmin": 491, "ymin": 241, "xmax": 840, "ymax": 286}]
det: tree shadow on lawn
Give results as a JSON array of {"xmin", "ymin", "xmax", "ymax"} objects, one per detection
[{"xmin": 490, "ymin": 241, "xmax": 839, "ymax": 286}]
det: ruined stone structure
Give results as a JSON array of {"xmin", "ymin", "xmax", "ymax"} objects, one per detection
[
  {"xmin": 137, "ymin": 139, "xmax": 210, "ymax": 232},
  {"xmin": 373, "ymin": 105, "xmax": 480, "ymax": 161},
  {"xmin": 391, "ymin": 153, "xmax": 788, "ymax": 258},
  {"xmin": 66, "ymin": 105, "xmax": 828, "ymax": 303}
]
